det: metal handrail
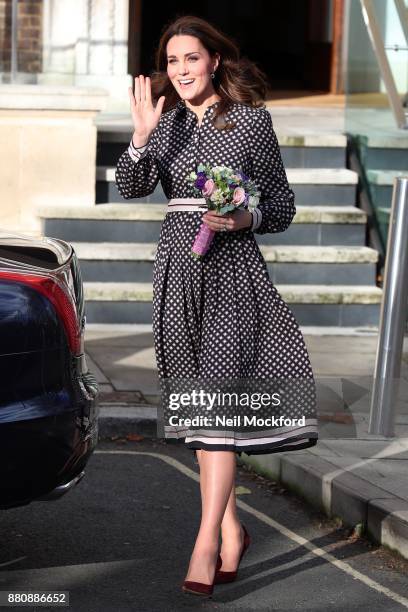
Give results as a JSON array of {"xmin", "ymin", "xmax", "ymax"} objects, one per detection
[
  {"xmin": 369, "ymin": 177, "xmax": 408, "ymax": 436},
  {"xmin": 360, "ymin": 0, "xmax": 408, "ymax": 129},
  {"xmin": 395, "ymin": 0, "xmax": 408, "ymax": 42}
]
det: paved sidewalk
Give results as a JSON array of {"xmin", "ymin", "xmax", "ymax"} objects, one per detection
[{"xmin": 84, "ymin": 324, "xmax": 408, "ymax": 560}]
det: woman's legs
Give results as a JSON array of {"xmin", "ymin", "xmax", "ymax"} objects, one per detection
[
  {"xmin": 184, "ymin": 449, "xmax": 236, "ymax": 584},
  {"xmin": 196, "ymin": 449, "xmax": 246, "ymax": 572},
  {"xmin": 185, "ymin": 449, "xmax": 246, "ymax": 582},
  {"xmin": 217, "ymin": 481, "xmax": 245, "ymax": 571}
]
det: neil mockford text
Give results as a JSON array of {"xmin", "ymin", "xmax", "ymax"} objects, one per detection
[{"xmin": 167, "ymin": 414, "xmax": 307, "ymax": 427}]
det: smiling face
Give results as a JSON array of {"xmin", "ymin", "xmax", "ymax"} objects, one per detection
[{"xmin": 166, "ymin": 34, "xmax": 220, "ymax": 105}]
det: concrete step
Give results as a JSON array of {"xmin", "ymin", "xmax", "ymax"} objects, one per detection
[
  {"xmin": 39, "ymin": 204, "xmax": 367, "ymax": 246},
  {"xmin": 366, "ymin": 169, "xmax": 407, "ymax": 185},
  {"xmin": 366, "ymin": 169, "xmax": 406, "ymax": 208},
  {"xmin": 82, "ymin": 282, "xmax": 382, "ymax": 327},
  {"xmin": 84, "ymin": 322, "xmax": 381, "ymax": 335},
  {"xmin": 96, "ymin": 167, "xmax": 358, "ymax": 206},
  {"xmin": 354, "ymin": 133, "xmax": 408, "ymax": 170},
  {"xmin": 72, "ymin": 243, "xmax": 378, "ymax": 285},
  {"xmin": 97, "ymin": 130, "xmax": 348, "ymax": 168}
]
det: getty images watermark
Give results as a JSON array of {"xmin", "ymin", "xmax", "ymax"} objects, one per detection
[
  {"xmin": 157, "ymin": 375, "xmax": 408, "ymax": 439},
  {"xmin": 166, "ymin": 388, "xmax": 307, "ymax": 428}
]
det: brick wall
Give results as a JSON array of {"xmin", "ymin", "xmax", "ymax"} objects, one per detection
[{"xmin": 0, "ymin": 0, "xmax": 43, "ymax": 74}]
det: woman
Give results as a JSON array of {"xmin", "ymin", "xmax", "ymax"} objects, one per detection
[{"xmin": 115, "ymin": 15, "xmax": 318, "ymax": 597}]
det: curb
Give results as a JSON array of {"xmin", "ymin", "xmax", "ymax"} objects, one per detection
[
  {"xmin": 239, "ymin": 450, "xmax": 408, "ymax": 561},
  {"xmin": 98, "ymin": 405, "xmax": 158, "ymax": 438},
  {"xmin": 98, "ymin": 406, "xmax": 408, "ymax": 561}
]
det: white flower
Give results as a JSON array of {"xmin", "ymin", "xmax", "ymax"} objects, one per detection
[
  {"xmin": 248, "ymin": 195, "xmax": 259, "ymax": 209},
  {"xmin": 210, "ymin": 189, "xmax": 224, "ymax": 204}
]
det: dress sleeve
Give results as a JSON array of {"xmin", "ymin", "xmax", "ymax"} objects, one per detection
[
  {"xmin": 249, "ymin": 108, "xmax": 296, "ymax": 235},
  {"xmin": 115, "ymin": 123, "xmax": 161, "ymax": 200}
]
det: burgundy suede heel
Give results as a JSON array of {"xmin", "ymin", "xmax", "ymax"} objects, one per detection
[
  {"xmin": 214, "ymin": 523, "xmax": 250, "ymax": 584},
  {"xmin": 181, "ymin": 554, "xmax": 222, "ymax": 596}
]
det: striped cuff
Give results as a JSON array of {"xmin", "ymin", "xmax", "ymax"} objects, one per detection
[
  {"xmin": 128, "ymin": 138, "xmax": 150, "ymax": 162},
  {"xmin": 250, "ymin": 208, "xmax": 262, "ymax": 231}
]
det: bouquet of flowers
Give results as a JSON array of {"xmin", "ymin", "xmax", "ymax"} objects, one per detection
[{"xmin": 186, "ymin": 164, "xmax": 261, "ymax": 259}]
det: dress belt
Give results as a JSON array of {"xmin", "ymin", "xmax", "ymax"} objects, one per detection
[{"xmin": 167, "ymin": 198, "xmax": 208, "ymax": 212}]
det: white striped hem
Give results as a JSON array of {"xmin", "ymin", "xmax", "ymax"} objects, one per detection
[
  {"xmin": 182, "ymin": 434, "xmax": 316, "ymax": 449},
  {"xmin": 164, "ymin": 423, "xmax": 318, "ymax": 447}
]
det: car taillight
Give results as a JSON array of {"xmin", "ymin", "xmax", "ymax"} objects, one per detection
[{"xmin": 0, "ymin": 271, "xmax": 81, "ymax": 354}]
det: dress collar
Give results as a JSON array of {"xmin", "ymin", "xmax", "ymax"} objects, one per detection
[{"xmin": 175, "ymin": 99, "xmax": 221, "ymax": 115}]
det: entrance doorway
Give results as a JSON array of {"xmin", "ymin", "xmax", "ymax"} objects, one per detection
[{"xmin": 128, "ymin": 0, "xmax": 343, "ymax": 94}]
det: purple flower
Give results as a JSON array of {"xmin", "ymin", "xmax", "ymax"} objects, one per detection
[{"xmin": 195, "ymin": 172, "xmax": 207, "ymax": 189}]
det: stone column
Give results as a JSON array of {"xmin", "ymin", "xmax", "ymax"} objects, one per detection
[
  {"xmin": 40, "ymin": 0, "xmax": 132, "ymax": 112},
  {"xmin": 0, "ymin": 84, "xmax": 108, "ymax": 235}
]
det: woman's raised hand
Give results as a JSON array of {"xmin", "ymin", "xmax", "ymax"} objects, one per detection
[{"xmin": 128, "ymin": 75, "xmax": 165, "ymax": 148}]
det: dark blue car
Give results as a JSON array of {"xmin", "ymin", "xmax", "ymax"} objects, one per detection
[{"xmin": 0, "ymin": 231, "xmax": 99, "ymax": 509}]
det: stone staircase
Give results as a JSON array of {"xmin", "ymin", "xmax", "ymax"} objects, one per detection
[
  {"xmin": 38, "ymin": 123, "xmax": 383, "ymax": 327},
  {"xmin": 348, "ymin": 130, "xmax": 408, "ymax": 250},
  {"xmin": 366, "ymin": 169, "xmax": 407, "ymax": 244}
]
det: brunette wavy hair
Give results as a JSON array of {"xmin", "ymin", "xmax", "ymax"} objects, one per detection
[{"xmin": 149, "ymin": 15, "xmax": 269, "ymax": 131}]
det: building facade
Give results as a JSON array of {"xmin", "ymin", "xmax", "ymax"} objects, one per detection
[{"xmin": 0, "ymin": 0, "xmax": 347, "ymax": 112}]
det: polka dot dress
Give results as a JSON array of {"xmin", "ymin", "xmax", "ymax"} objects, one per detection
[{"xmin": 115, "ymin": 100, "xmax": 319, "ymax": 456}]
